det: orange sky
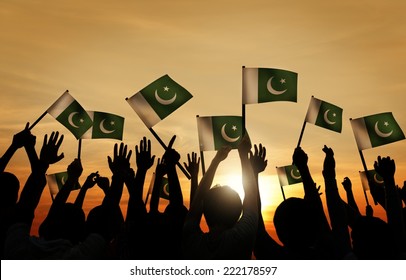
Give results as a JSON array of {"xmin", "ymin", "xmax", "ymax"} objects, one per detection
[{"xmin": 1, "ymin": 0, "xmax": 405, "ymax": 241}]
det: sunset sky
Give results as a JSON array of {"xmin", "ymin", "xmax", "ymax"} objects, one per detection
[{"xmin": 1, "ymin": 0, "xmax": 405, "ymax": 241}]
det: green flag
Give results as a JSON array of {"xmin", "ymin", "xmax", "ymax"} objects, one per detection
[
  {"xmin": 305, "ymin": 96, "xmax": 343, "ymax": 133},
  {"xmin": 81, "ymin": 111, "xmax": 124, "ymax": 140},
  {"xmin": 242, "ymin": 67, "xmax": 298, "ymax": 104},
  {"xmin": 46, "ymin": 171, "xmax": 80, "ymax": 196},
  {"xmin": 127, "ymin": 75, "xmax": 193, "ymax": 128},
  {"xmin": 276, "ymin": 165, "xmax": 302, "ymax": 186},
  {"xmin": 147, "ymin": 173, "xmax": 170, "ymax": 200},
  {"xmin": 197, "ymin": 115, "xmax": 243, "ymax": 151},
  {"xmin": 359, "ymin": 170, "xmax": 384, "ymax": 191},
  {"xmin": 351, "ymin": 112, "xmax": 405, "ymax": 150},
  {"xmin": 47, "ymin": 90, "xmax": 93, "ymax": 139}
]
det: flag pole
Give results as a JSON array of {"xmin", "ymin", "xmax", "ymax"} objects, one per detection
[
  {"xmin": 242, "ymin": 66, "xmax": 246, "ymax": 136},
  {"xmin": 148, "ymin": 127, "xmax": 191, "ymax": 180},
  {"xmin": 296, "ymin": 121, "xmax": 307, "ymax": 148},
  {"xmin": 358, "ymin": 149, "xmax": 372, "ymax": 206},
  {"xmin": 77, "ymin": 139, "xmax": 82, "ymax": 160},
  {"xmin": 277, "ymin": 166, "xmax": 286, "ymax": 201},
  {"xmin": 29, "ymin": 111, "xmax": 47, "ymax": 130},
  {"xmin": 196, "ymin": 115, "xmax": 206, "ymax": 175}
]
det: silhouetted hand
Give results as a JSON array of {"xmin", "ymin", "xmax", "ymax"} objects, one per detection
[
  {"xmin": 292, "ymin": 147, "xmax": 308, "ymax": 170},
  {"xmin": 136, "ymin": 137, "xmax": 155, "ymax": 172},
  {"xmin": 183, "ymin": 152, "xmax": 200, "ymax": 178},
  {"xmin": 322, "ymin": 145, "xmax": 336, "ymax": 179},
  {"xmin": 39, "ymin": 131, "xmax": 64, "ymax": 165},
  {"xmin": 162, "ymin": 136, "xmax": 180, "ymax": 167},
  {"xmin": 400, "ymin": 181, "xmax": 406, "ymax": 204},
  {"xmin": 249, "ymin": 144, "xmax": 267, "ymax": 174},
  {"xmin": 214, "ymin": 146, "xmax": 232, "ymax": 163},
  {"xmin": 374, "ymin": 156, "xmax": 395, "ymax": 181},
  {"xmin": 12, "ymin": 123, "xmax": 35, "ymax": 149},
  {"xmin": 108, "ymin": 142, "xmax": 132, "ymax": 178},
  {"xmin": 82, "ymin": 172, "xmax": 99, "ymax": 190},
  {"xmin": 96, "ymin": 176, "xmax": 110, "ymax": 194},
  {"xmin": 67, "ymin": 158, "xmax": 83, "ymax": 183},
  {"xmin": 342, "ymin": 177, "xmax": 352, "ymax": 192},
  {"xmin": 155, "ymin": 157, "xmax": 167, "ymax": 178},
  {"xmin": 238, "ymin": 133, "xmax": 252, "ymax": 156}
]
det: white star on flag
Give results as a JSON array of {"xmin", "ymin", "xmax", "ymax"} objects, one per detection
[
  {"xmin": 164, "ymin": 86, "xmax": 169, "ymax": 91},
  {"xmin": 280, "ymin": 78, "xmax": 286, "ymax": 84}
]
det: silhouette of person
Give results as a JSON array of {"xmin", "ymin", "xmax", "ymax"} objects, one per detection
[{"xmin": 183, "ymin": 134, "xmax": 259, "ymax": 259}]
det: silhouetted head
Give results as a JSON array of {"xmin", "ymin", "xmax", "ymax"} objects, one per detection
[
  {"xmin": 0, "ymin": 172, "xmax": 20, "ymax": 208},
  {"xmin": 86, "ymin": 204, "xmax": 124, "ymax": 242},
  {"xmin": 351, "ymin": 216, "xmax": 398, "ymax": 259},
  {"xmin": 39, "ymin": 203, "xmax": 85, "ymax": 245},
  {"xmin": 273, "ymin": 197, "xmax": 319, "ymax": 250},
  {"xmin": 203, "ymin": 185, "xmax": 242, "ymax": 230}
]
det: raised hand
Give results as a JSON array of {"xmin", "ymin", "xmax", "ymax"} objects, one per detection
[
  {"xmin": 67, "ymin": 158, "xmax": 83, "ymax": 183},
  {"xmin": 162, "ymin": 135, "xmax": 181, "ymax": 167},
  {"xmin": 249, "ymin": 144, "xmax": 267, "ymax": 174},
  {"xmin": 292, "ymin": 146, "xmax": 308, "ymax": 170},
  {"xmin": 214, "ymin": 145, "xmax": 232, "ymax": 163},
  {"xmin": 12, "ymin": 123, "xmax": 35, "ymax": 149},
  {"xmin": 374, "ymin": 156, "xmax": 396, "ymax": 181},
  {"xmin": 39, "ymin": 131, "xmax": 64, "ymax": 165},
  {"xmin": 238, "ymin": 133, "xmax": 252, "ymax": 157},
  {"xmin": 341, "ymin": 177, "xmax": 352, "ymax": 192},
  {"xmin": 135, "ymin": 137, "xmax": 155, "ymax": 172},
  {"xmin": 96, "ymin": 176, "xmax": 110, "ymax": 194},
  {"xmin": 108, "ymin": 142, "xmax": 132, "ymax": 178},
  {"xmin": 183, "ymin": 152, "xmax": 200, "ymax": 178},
  {"xmin": 322, "ymin": 145, "xmax": 336, "ymax": 179},
  {"xmin": 82, "ymin": 172, "xmax": 99, "ymax": 190}
]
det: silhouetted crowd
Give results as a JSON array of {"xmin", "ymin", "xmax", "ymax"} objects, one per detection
[{"xmin": 1, "ymin": 124, "xmax": 406, "ymax": 259}]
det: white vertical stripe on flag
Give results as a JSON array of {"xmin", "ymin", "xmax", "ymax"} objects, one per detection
[
  {"xmin": 350, "ymin": 117, "xmax": 372, "ymax": 150},
  {"xmin": 242, "ymin": 68, "xmax": 259, "ymax": 104},
  {"xmin": 46, "ymin": 174, "xmax": 59, "ymax": 196},
  {"xmin": 197, "ymin": 116, "xmax": 215, "ymax": 151},
  {"xmin": 80, "ymin": 111, "xmax": 94, "ymax": 139},
  {"xmin": 305, "ymin": 97, "xmax": 322, "ymax": 124},
  {"xmin": 47, "ymin": 90, "xmax": 74, "ymax": 117},
  {"xmin": 276, "ymin": 166, "xmax": 288, "ymax": 187},
  {"xmin": 359, "ymin": 171, "xmax": 370, "ymax": 191},
  {"xmin": 127, "ymin": 92, "xmax": 161, "ymax": 128}
]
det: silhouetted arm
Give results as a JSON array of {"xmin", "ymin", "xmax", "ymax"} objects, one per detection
[
  {"xmin": 15, "ymin": 132, "xmax": 64, "ymax": 227},
  {"xmin": 250, "ymin": 144, "xmax": 283, "ymax": 259},
  {"xmin": 184, "ymin": 152, "xmax": 200, "ymax": 205},
  {"xmin": 374, "ymin": 156, "xmax": 406, "ymax": 252},
  {"xmin": 149, "ymin": 158, "xmax": 166, "ymax": 214},
  {"xmin": 322, "ymin": 145, "xmax": 352, "ymax": 258},
  {"xmin": 103, "ymin": 143, "xmax": 132, "ymax": 207},
  {"xmin": 0, "ymin": 123, "xmax": 36, "ymax": 172},
  {"xmin": 74, "ymin": 172, "xmax": 99, "ymax": 209},
  {"xmin": 185, "ymin": 146, "xmax": 231, "ymax": 227}
]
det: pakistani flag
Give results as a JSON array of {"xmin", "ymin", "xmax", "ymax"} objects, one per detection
[
  {"xmin": 47, "ymin": 91, "xmax": 93, "ymax": 139},
  {"xmin": 276, "ymin": 165, "xmax": 302, "ymax": 187},
  {"xmin": 81, "ymin": 111, "xmax": 124, "ymax": 140},
  {"xmin": 305, "ymin": 96, "xmax": 343, "ymax": 133},
  {"xmin": 350, "ymin": 112, "xmax": 405, "ymax": 150},
  {"xmin": 197, "ymin": 116, "xmax": 243, "ymax": 151},
  {"xmin": 359, "ymin": 170, "xmax": 385, "ymax": 191},
  {"xmin": 242, "ymin": 67, "xmax": 298, "ymax": 104},
  {"xmin": 147, "ymin": 173, "xmax": 170, "ymax": 200},
  {"xmin": 127, "ymin": 75, "xmax": 193, "ymax": 128},
  {"xmin": 46, "ymin": 171, "xmax": 80, "ymax": 196}
]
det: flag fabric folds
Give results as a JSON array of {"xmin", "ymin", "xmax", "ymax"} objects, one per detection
[
  {"xmin": 197, "ymin": 115, "xmax": 243, "ymax": 151},
  {"xmin": 276, "ymin": 165, "xmax": 302, "ymax": 187},
  {"xmin": 359, "ymin": 170, "xmax": 385, "ymax": 191},
  {"xmin": 127, "ymin": 74, "xmax": 193, "ymax": 128},
  {"xmin": 81, "ymin": 111, "xmax": 124, "ymax": 140},
  {"xmin": 350, "ymin": 112, "xmax": 405, "ymax": 150},
  {"xmin": 305, "ymin": 96, "xmax": 343, "ymax": 133},
  {"xmin": 47, "ymin": 90, "xmax": 93, "ymax": 139},
  {"xmin": 46, "ymin": 171, "xmax": 80, "ymax": 196},
  {"xmin": 242, "ymin": 67, "xmax": 298, "ymax": 104}
]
